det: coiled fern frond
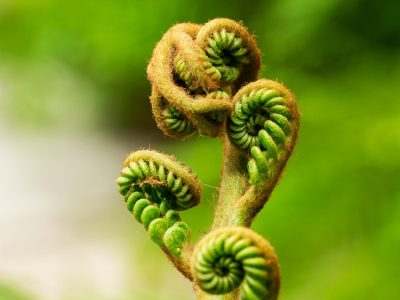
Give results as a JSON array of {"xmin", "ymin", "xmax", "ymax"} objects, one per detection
[
  {"xmin": 116, "ymin": 17, "xmax": 301, "ymax": 300},
  {"xmin": 228, "ymin": 79, "xmax": 299, "ymax": 186},
  {"xmin": 147, "ymin": 18, "xmax": 261, "ymax": 139},
  {"xmin": 116, "ymin": 150, "xmax": 201, "ymax": 277},
  {"xmin": 193, "ymin": 227, "xmax": 280, "ymax": 300}
]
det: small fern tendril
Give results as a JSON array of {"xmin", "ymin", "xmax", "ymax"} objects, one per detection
[
  {"xmin": 228, "ymin": 79, "xmax": 300, "ymax": 186},
  {"xmin": 192, "ymin": 227, "xmax": 280, "ymax": 300},
  {"xmin": 163, "ymin": 105, "xmax": 196, "ymax": 135},
  {"xmin": 116, "ymin": 150, "xmax": 201, "ymax": 257}
]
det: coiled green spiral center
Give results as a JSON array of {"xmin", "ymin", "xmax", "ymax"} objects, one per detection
[
  {"xmin": 192, "ymin": 227, "xmax": 280, "ymax": 300},
  {"xmin": 228, "ymin": 80, "xmax": 299, "ymax": 185},
  {"xmin": 198, "ymin": 254, "xmax": 245, "ymax": 293},
  {"xmin": 205, "ymin": 28, "xmax": 249, "ymax": 83},
  {"xmin": 229, "ymin": 88, "xmax": 290, "ymax": 151}
]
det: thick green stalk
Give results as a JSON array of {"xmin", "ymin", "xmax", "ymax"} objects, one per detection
[
  {"xmin": 199, "ymin": 136, "xmax": 246, "ymax": 299},
  {"xmin": 213, "ymin": 132, "xmax": 250, "ymax": 228}
]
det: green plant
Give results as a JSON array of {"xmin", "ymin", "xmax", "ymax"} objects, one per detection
[{"xmin": 116, "ymin": 18, "xmax": 299, "ymax": 300}]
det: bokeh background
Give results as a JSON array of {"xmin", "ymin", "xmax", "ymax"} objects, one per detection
[{"xmin": 1, "ymin": 0, "xmax": 399, "ymax": 299}]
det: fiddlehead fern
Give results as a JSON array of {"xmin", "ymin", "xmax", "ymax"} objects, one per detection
[
  {"xmin": 116, "ymin": 150, "xmax": 201, "ymax": 276},
  {"xmin": 228, "ymin": 79, "xmax": 299, "ymax": 186},
  {"xmin": 192, "ymin": 227, "xmax": 280, "ymax": 300},
  {"xmin": 147, "ymin": 18, "xmax": 261, "ymax": 139},
  {"xmin": 117, "ymin": 17, "xmax": 301, "ymax": 300}
]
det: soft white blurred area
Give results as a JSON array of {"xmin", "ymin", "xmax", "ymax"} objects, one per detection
[{"xmin": 0, "ymin": 62, "xmax": 193, "ymax": 300}]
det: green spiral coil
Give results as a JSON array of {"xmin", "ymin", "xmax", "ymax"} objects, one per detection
[
  {"xmin": 172, "ymin": 21, "xmax": 253, "ymax": 90},
  {"xmin": 116, "ymin": 150, "xmax": 201, "ymax": 255},
  {"xmin": 192, "ymin": 227, "xmax": 280, "ymax": 300},
  {"xmin": 228, "ymin": 79, "xmax": 299, "ymax": 185},
  {"xmin": 204, "ymin": 28, "xmax": 250, "ymax": 83}
]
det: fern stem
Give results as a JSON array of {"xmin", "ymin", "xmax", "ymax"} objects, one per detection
[{"xmin": 213, "ymin": 132, "xmax": 250, "ymax": 228}]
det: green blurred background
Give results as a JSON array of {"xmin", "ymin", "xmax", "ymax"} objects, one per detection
[{"xmin": 0, "ymin": 0, "xmax": 399, "ymax": 299}]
